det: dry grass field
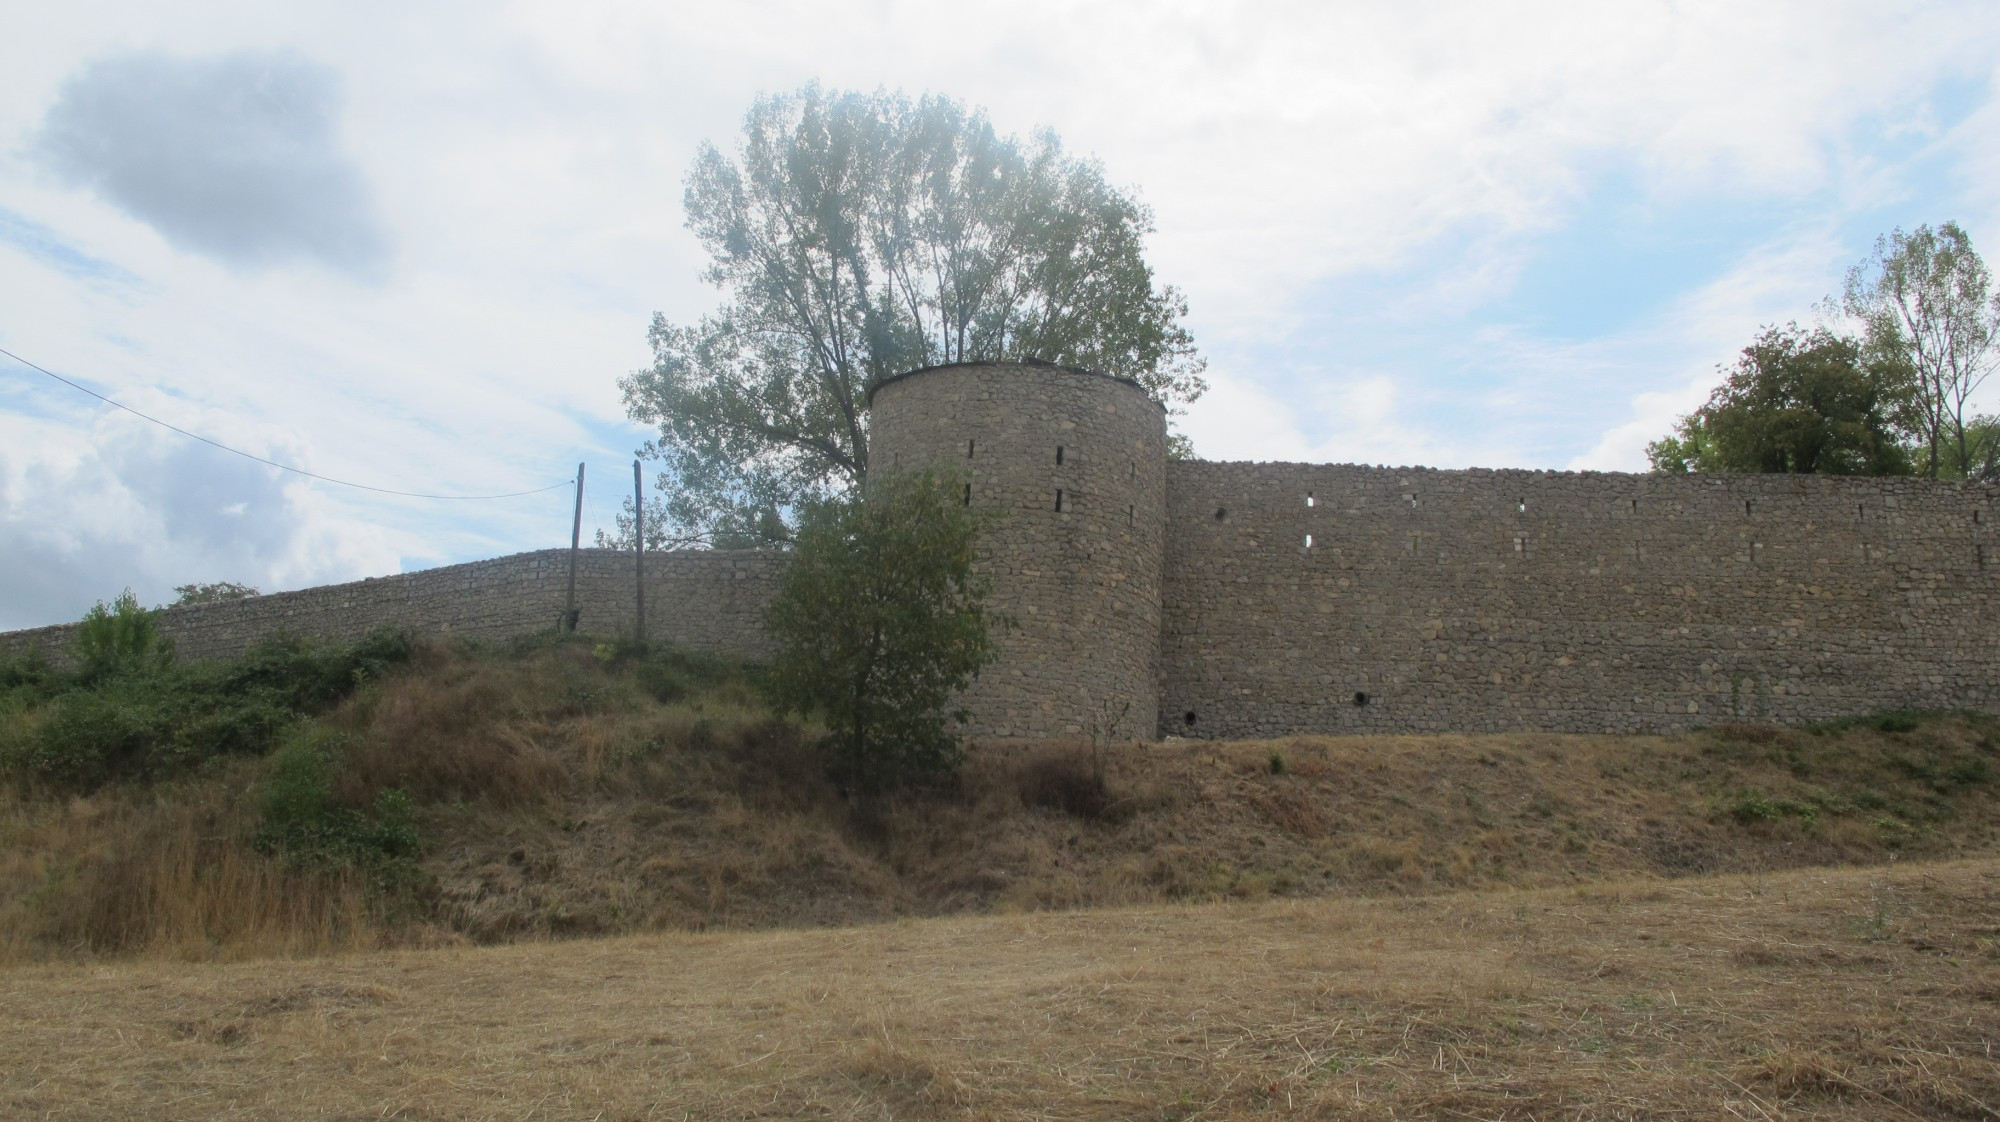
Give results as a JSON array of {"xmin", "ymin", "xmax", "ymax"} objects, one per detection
[{"xmin": 4, "ymin": 856, "xmax": 1996, "ymax": 1120}]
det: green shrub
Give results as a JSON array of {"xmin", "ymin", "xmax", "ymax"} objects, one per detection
[
  {"xmin": 1, "ymin": 620, "xmax": 418, "ymax": 791},
  {"xmin": 764, "ymin": 469, "xmax": 998, "ymax": 795},
  {"xmin": 0, "ymin": 650, "xmax": 56, "ymax": 715},
  {"xmin": 73, "ymin": 589, "xmax": 173, "ymax": 680},
  {"xmin": 7, "ymin": 689, "xmax": 158, "ymax": 789},
  {"xmin": 255, "ymin": 730, "xmax": 418, "ymax": 870}
]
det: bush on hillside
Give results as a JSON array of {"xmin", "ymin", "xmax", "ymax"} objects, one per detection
[
  {"xmin": 73, "ymin": 589, "xmax": 173, "ymax": 680},
  {"xmin": 0, "ymin": 620, "xmax": 417, "ymax": 791},
  {"xmin": 255, "ymin": 728, "xmax": 419, "ymax": 873},
  {"xmin": 763, "ymin": 469, "xmax": 999, "ymax": 795}
]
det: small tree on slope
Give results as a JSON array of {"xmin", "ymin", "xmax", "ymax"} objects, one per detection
[{"xmin": 763, "ymin": 469, "xmax": 997, "ymax": 795}]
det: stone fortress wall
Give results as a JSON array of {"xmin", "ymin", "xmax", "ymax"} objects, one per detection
[
  {"xmin": 1161, "ymin": 462, "xmax": 2000, "ymax": 739},
  {"xmin": 6, "ymin": 361, "xmax": 1999, "ymax": 742},
  {"xmin": 0, "ymin": 548, "xmax": 781, "ymax": 667}
]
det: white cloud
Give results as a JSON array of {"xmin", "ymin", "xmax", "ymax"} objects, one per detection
[
  {"xmin": 32, "ymin": 51, "xmax": 389, "ymax": 276},
  {"xmin": 0, "ymin": 0, "xmax": 1996, "ymax": 628},
  {"xmin": 0, "ymin": 389, "xmax": 402, "ymax": 628}
]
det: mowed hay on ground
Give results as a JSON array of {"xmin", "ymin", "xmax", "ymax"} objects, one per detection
[{"xmin": 3, "ymin": 857, "xmax": 1996, "ymax": 1121}]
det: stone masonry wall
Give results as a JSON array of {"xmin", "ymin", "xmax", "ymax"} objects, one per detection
[
  {"xmin": 11, "ymin": 361, "xmax": 2000, "ymax": 745},
  {"xmin": 0, "ymin": 548, "xmax": 781, "ymax": 667},
  {"xmin": 869, "ymin": 362, "xmax": 1168, "ymax": 739},
  {"xmin": 1159, "ymin": 462, "xmax": 2000, "ymax": 738}
]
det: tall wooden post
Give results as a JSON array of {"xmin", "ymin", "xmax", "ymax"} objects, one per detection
[
  {"xmin": 563, "ymin": 462, "xmax": 584, "ymax": 632},
  {"xmin": 632, "ymin": 459, "xmax": 645, "ymax": 645}
]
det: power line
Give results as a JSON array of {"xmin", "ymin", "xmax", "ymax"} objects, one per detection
[{"xmin": 1, "ymin": 344, "xmax": 575, "ymax": 500}]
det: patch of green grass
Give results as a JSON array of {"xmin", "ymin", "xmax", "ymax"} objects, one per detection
[{"xmin": 1721, "ymin": 789, "xmax": 1820, "ymax": 827}]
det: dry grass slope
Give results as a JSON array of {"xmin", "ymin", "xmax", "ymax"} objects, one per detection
[
  {"xmin": 3, "ymin": 637, "xmax": 1999, "ymax": 961},
  {"xmin": 1, "ymin": 857, "xmax": 1994, "ymax": 1120}
]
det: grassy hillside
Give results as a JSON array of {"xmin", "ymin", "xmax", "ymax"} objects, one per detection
[
  {"xmin": 4, "ymin": 857, "xmax": 1995, "ymax": 1119},
  {"xmin": 3, "ymin": 634, "xmax": 1999, "ymax": 961}
]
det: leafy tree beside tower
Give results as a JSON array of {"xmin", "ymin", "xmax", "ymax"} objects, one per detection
[{"xmin": 612, "ymin": 85, "xmax": 1206, "ymax": 549}]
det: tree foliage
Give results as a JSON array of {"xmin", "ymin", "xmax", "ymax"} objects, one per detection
[
  {"xmin": 73, "ymin": 589, "xmax": 173, "ymax": 679},
  {"xmin": 1843, "ymin": 221, "xmax": 2000, "ymax": 479},
  {"xmin": 1647, "ymin": 325, "xmax": 1912, "ymax": 476},
  {"xmin": 172, "ymin": 581, "xmax": 260, "ymax": 606},
  {"xmin": 762, "ymin": 469, "xmax": 997, "ymax": 794},
  {"xmin": 616, "ymin": 85, "xmax": 1206, "ymax": 548}
]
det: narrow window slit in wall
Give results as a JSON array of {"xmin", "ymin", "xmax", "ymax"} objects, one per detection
[
  {"xmin": 1859, "ymin": 503, "xmax": 1866, "ymax": 520},
  {"xmin": 1304, "ymin": 533, "xmax": 1313, "ymax": 549},
  {"xmin": 1518, "ymin": 498, "xmax": 1526, "ymax": 513},
  {"xmin": 1306, "ymin": 492, "xmax": 1315, "ymax": 507},
  {"xmin": 1056, "ymin": 446, "xmax": 1064, "ymax": 465},
  {"xmin": 962, "ymin": 483, "xmax": 971, "ymax": 507},
  {"xmin": 1055, "ymin": 489, "xmax": 1065, "ymax": 512},
  {"xmin": 1630, "ymin": 499, "xmax": 1639, "ymax": 514},
  {"xmin": 967, "ymin": 439, "xmax": 975, "ymax": 458},
  {"xmin": 1745, "ymin": 499, "xmax": 1753, "ymax": 516},
  {"xmin": 1127, "ymin": 503, "xmax": 1134, "ymax": 527},
  {"xmin": 1977, "ymin": 509, "xmax": 1984, "ymax": 525},
  {"xmin": 1979, "ymin": 545, "xmax": 1987, "ymax": 571}
]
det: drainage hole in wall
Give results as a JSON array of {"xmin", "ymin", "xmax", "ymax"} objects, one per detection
[
  {"xmin": 1353, "ymin": 691, "xmax": 1370, "ymax": 707},
  {"xmin": 1183, "ymin": 710, "xmax": 1197, "ymax": 726},
  {"xmin": 1214, "ymin": 507, "xmax": 1227, "ymax": 521}
]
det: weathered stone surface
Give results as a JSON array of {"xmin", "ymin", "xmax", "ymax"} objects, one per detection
[
  {"xmin": 0, "ymin": 548, "xmax": 781, "ymax": 666},
  {"xmin": 8, "ymin": 363, "xmax": 1999, "ymax": 741},
  {"xmin": 870, "ymin": 361, "xmax": 1167, "ymax": 741},
  {"xmin": 1161, "ymin": 462, "xmax": 2000, "ymax": 737}
]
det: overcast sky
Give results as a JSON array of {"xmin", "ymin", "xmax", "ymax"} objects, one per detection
[{"xmin": 3, "ymin": 0, "xmax": 1997, "ymax": 629}]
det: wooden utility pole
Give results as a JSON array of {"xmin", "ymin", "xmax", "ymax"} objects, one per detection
[
  {"xmin": 632, "ymin": 459, "xmax": 645, "ymax": 645},
  {"xmin": 563, "ymin": 462, "xmax": 584, "ymax": 632}
]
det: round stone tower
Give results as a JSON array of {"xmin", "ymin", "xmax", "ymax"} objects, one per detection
[{"xmin": 867, "ymin": 360, "xmax": 1167, "ymax": 740}]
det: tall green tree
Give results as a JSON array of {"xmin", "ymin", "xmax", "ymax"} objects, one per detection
[
  {"xmin": 762, "ymin": 469, "xmax": 997, "ymax": 795},
  {"xmin": 615, "ymin": 85, "xmax": 1206, "ymax": 548},
  {"xmin": 1843, "ymin": 222, "xmax": 2000, "ymax": 479},
  {"xmin": 1647, "ymin": 324, "xmax": 1912, "ymax": 476}
]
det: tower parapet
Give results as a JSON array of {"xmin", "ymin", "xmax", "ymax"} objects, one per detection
[{"xmin": 868, "ymin": 361, "xmax": 1167, "ymax": 739}]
